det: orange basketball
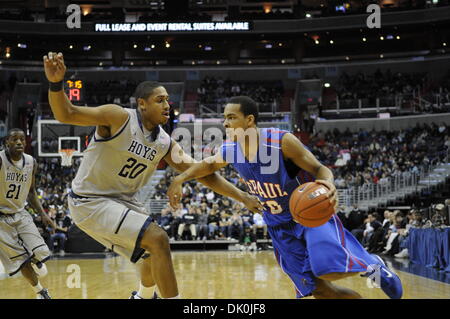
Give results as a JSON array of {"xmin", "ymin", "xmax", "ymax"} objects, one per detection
[{"xmin": 289, "ymin": 182, "xmax": 335, "ymax": 227}]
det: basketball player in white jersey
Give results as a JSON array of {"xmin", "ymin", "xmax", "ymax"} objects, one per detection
[
  {"xmin": 0, "ymin": 128, "xmax": 56, "ymax": 299},
  {"xmin": 43, "ymin": 52, "xmax": 263, "ymax": 299}
]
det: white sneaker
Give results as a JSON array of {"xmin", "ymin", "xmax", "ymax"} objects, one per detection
[
  {"xmin": 129, "ymin": 291, "xmax": 144, "ymax": 299},
  {"xmin": 394, "ymin": 249, "xmax": 409, "ymax": 258},
  {"xmin": 59, "ymin": 250, "xmax": 65, "ymax": 257},
  {"xmin": 32, "ymin": 263, "xmax": 48, "ymax": 277}
]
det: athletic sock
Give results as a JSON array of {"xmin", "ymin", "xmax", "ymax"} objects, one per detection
[
  {"xmin": 138, "ymin": 283, "xmax": 156, "ymax": 299},
  {"xmin": 32, "ymin": 282, "xmax": 44, "ymax": 293}
]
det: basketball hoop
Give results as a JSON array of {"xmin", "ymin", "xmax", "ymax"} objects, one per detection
[{"xmin": 59, "ymin": 149, "xmax": 75, "ymax": 167}]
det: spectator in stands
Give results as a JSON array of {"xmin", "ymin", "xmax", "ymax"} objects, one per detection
[
  {"xmin": 207, "ymin": 208, "xmax": 220, "ymax": 239},
  {"xmin": 159, "ymin": 207, "xmax": 174, "ymax": 235},
  {"xmin": 240, "ymin": 210, "xmax": 254, "ymax": 230},
  {"xmin": 352, "ymin": 213, "xmax": 381, "ymax": 247},
  {"xmin": 169, "ymin": 207, "xmax": 184, "ymax": 240},
  {"xmin": 394, "ymin": 210, "xmax": 424, "ymax": 258},
  {"xmin": 218, "ymin": 211, "xmax": 231, "ymax": 239},
  {"xmin": 346, "ymin": 204, "xmax": 365, "ymax": 232},
  {"xmin": 177, "ymin": 206, "xmax": 198, "ymax": 240},
  {"xmin": 239, "ymin": 225, "xmax": 258, "ymax": 252},
  {"xmin": 196, "ymin": 208, "xmax": 209, "ymax": 240},
  {"xmin": 252, "ymin": 212, "xmax": 268, "ymax": 239},
  {"xmin": 336, "ymin": 206, "xmax": 348, "ymax": 229},
  {"xmin": 48, "ymin": 209, "xmax": 72, "ymax": 256},
  {"xmin": 367, "ymin": 210, "xmax": 392, "ymax": 253},
  {"xmin": 229, "ymin": 210, "xmax": 244, "ymax": 240}
]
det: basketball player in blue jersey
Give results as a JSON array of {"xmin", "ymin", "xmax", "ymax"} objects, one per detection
[
  {"xmin": 168, "ymin": 96, "xmax": 403, "ymax": 299},
  {"xmin": 44, "ymin": 52, "xmax": 263, "ymax": 299}
]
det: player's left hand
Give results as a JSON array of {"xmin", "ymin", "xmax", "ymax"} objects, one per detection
[
  {"xmin": 40, "ymin": 212, "xmax": 56, "ymax": 229},
  {"xmin": 315, "ymin": 179, "xmax": 339, "ymax": 212},
  {"xmin": 167, "ymin": 178, "xmax": 183, "ymax": 210},
  {"xmin": 241, "ymin": 193, "xmax": 264, "ymax": 214}
]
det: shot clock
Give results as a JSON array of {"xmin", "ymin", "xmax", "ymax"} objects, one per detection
[{"xmin": 65, "ymin": 79, "xmax": 84, "ymax": 103}]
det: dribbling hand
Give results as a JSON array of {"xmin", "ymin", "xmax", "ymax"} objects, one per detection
[
  {"xmin": 315, "ymin": 179, "xmax": 339, "ymax": 212},
  {"xmin": 43, "ymin": 52, "xmax": 66, "ymax": 83}
]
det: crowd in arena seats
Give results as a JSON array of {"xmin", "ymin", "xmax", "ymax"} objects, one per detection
[
  {"xmin": 151, "ymin": 165, "xmax": 267, "ymax": 248},
  {"xmin": 197, "ymin": 76, "xmax": 283, "ymax": 108},
  {"xmin": 338, "ymin": 202, "xmax": 449, "ymax": 258},
  {"xmin": 309, "ymin": 123, "xmax": 448, "ymax": 190},
  {"xmin": 334, "ymin": 70, "xmax": 427, "ymax": 108}
]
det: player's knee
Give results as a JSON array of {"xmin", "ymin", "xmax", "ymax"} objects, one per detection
[
  {"xmin": 141, "ymin": 224, "xmax": 170, "ymax": 253},
  {"xmin": 33, "ymin": 245, "xmax": 51, "ymax": 262}
]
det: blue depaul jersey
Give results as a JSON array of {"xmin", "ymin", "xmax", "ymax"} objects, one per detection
[{"xmin": 220, "ymin": 128, "xmax": 315, "ymax": 227}]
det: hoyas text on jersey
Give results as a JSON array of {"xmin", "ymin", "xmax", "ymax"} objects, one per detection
[
  {"xmin": 6, "ymin": 172, "xmax": 29, "ymax": 183},
  {"xmin": 127, "ymin": 140, "xmax": 157, "ymax": 161}
]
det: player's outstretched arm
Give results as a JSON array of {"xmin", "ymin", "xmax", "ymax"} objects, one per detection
[
  {"xmin": 281, "ymin": 133, "xmax": 338, "ymax": 211},
  {"xmin": 27, "ymin": 159, "xmax": 56, "ymax": 229},
  {"xmin": 165, "ymin": 141, "xmax": 263, "ymax": 213},
  {"xmin": 43, "ymin": 52, "xmax": 128, "ymax": 130}
]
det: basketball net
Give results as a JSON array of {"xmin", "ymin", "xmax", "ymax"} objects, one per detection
[{"xmin": 59, "ymin": 149, "xmax": 75, "ymax": 167}]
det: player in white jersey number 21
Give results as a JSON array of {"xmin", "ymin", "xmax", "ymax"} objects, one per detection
[
  {"xmin": 0, "ymin": 129, "xmax": 56, "ymax": 299},
  {"xmin": 44, "ymin": 51, "xmax": 263, "ymax": 299}
]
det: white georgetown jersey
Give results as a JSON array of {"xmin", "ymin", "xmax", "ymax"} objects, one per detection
[
  {"xmin": 72, "ymin": 108, "xmax": 171, "ymax": 201},
  {"xmin": 0, "ymin": 150, "xmax": 34, "ymax": 214}
]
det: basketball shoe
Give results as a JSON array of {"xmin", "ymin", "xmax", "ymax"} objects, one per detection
[
  {"xmin": 36, "ymin": 288, "xmax": 52, "ymax": 299},
  {"xmin": 129, "ymin": 291, "xmax": 159, "ymax": 299},
  {"xmin": 363, "ymin": 254, "xmax": 403, "ymax": 299}
]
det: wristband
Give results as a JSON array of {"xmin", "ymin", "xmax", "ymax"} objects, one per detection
[{"xmin": 49, "ymin": 81, "xmax": 63, "ymax": 92}]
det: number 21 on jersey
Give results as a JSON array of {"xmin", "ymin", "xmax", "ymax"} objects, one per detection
[{"xmin": 6, "ymin": 184, "xmax": 21, "ymax": 199}]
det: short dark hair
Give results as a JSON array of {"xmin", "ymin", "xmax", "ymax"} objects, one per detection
[
  {"xmin": 133, "ymin": 81, "xmax": 162, "ymax": 100},
  {"xmin": 228, "ymin": 96, "xmax": 258, "ymax": 124},
  {"xmin": 6, "ymin": 128, "xmax": 25, "ymax": 138}
]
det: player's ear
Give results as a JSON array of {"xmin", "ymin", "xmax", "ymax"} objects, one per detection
[
  {"xmin": 137, "ymin": 98, "xmax": 146, "ymax": 111},
  {"xmin": 247, "ymin": 114, "xmax": 255, "ymax": 126}
]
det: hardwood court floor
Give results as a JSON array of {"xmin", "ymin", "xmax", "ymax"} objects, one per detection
[{"xmin": 1, "ymin": 251, "xmax": 449, "ymax": 299}]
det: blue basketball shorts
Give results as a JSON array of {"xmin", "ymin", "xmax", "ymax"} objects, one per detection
[{"xmin": 268, "ymin": 215, "xmax": 382, "ymax": 298}]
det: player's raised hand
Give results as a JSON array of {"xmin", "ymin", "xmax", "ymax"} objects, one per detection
[
  {"xmin": 43, "ymin": 52, "xmax": 66, "ymax": 83},
  {"xmin": 315, "ymin": 179, "xmax": 339, "ymax": 212},
  {"xmin": 167, "ymin": 178, "xmax": 183, "ymax": 210},
  {"xmin": 242, "ymin": 193, "xmax": 264, "ymax": 214}
]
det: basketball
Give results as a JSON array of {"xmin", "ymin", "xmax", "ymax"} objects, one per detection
[{"xmin": 289, "ymin": 182, "xmax": 335, "ymax": 227}]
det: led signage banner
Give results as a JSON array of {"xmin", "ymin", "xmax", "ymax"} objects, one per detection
[{"xmin": 94, "ymin": 22, "xmax": 251, "ymax": 32}]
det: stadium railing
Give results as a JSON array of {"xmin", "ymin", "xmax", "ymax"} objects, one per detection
[{"xmin": 338, "ymin": 154, "xmax": 449, "ymax": 210}]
